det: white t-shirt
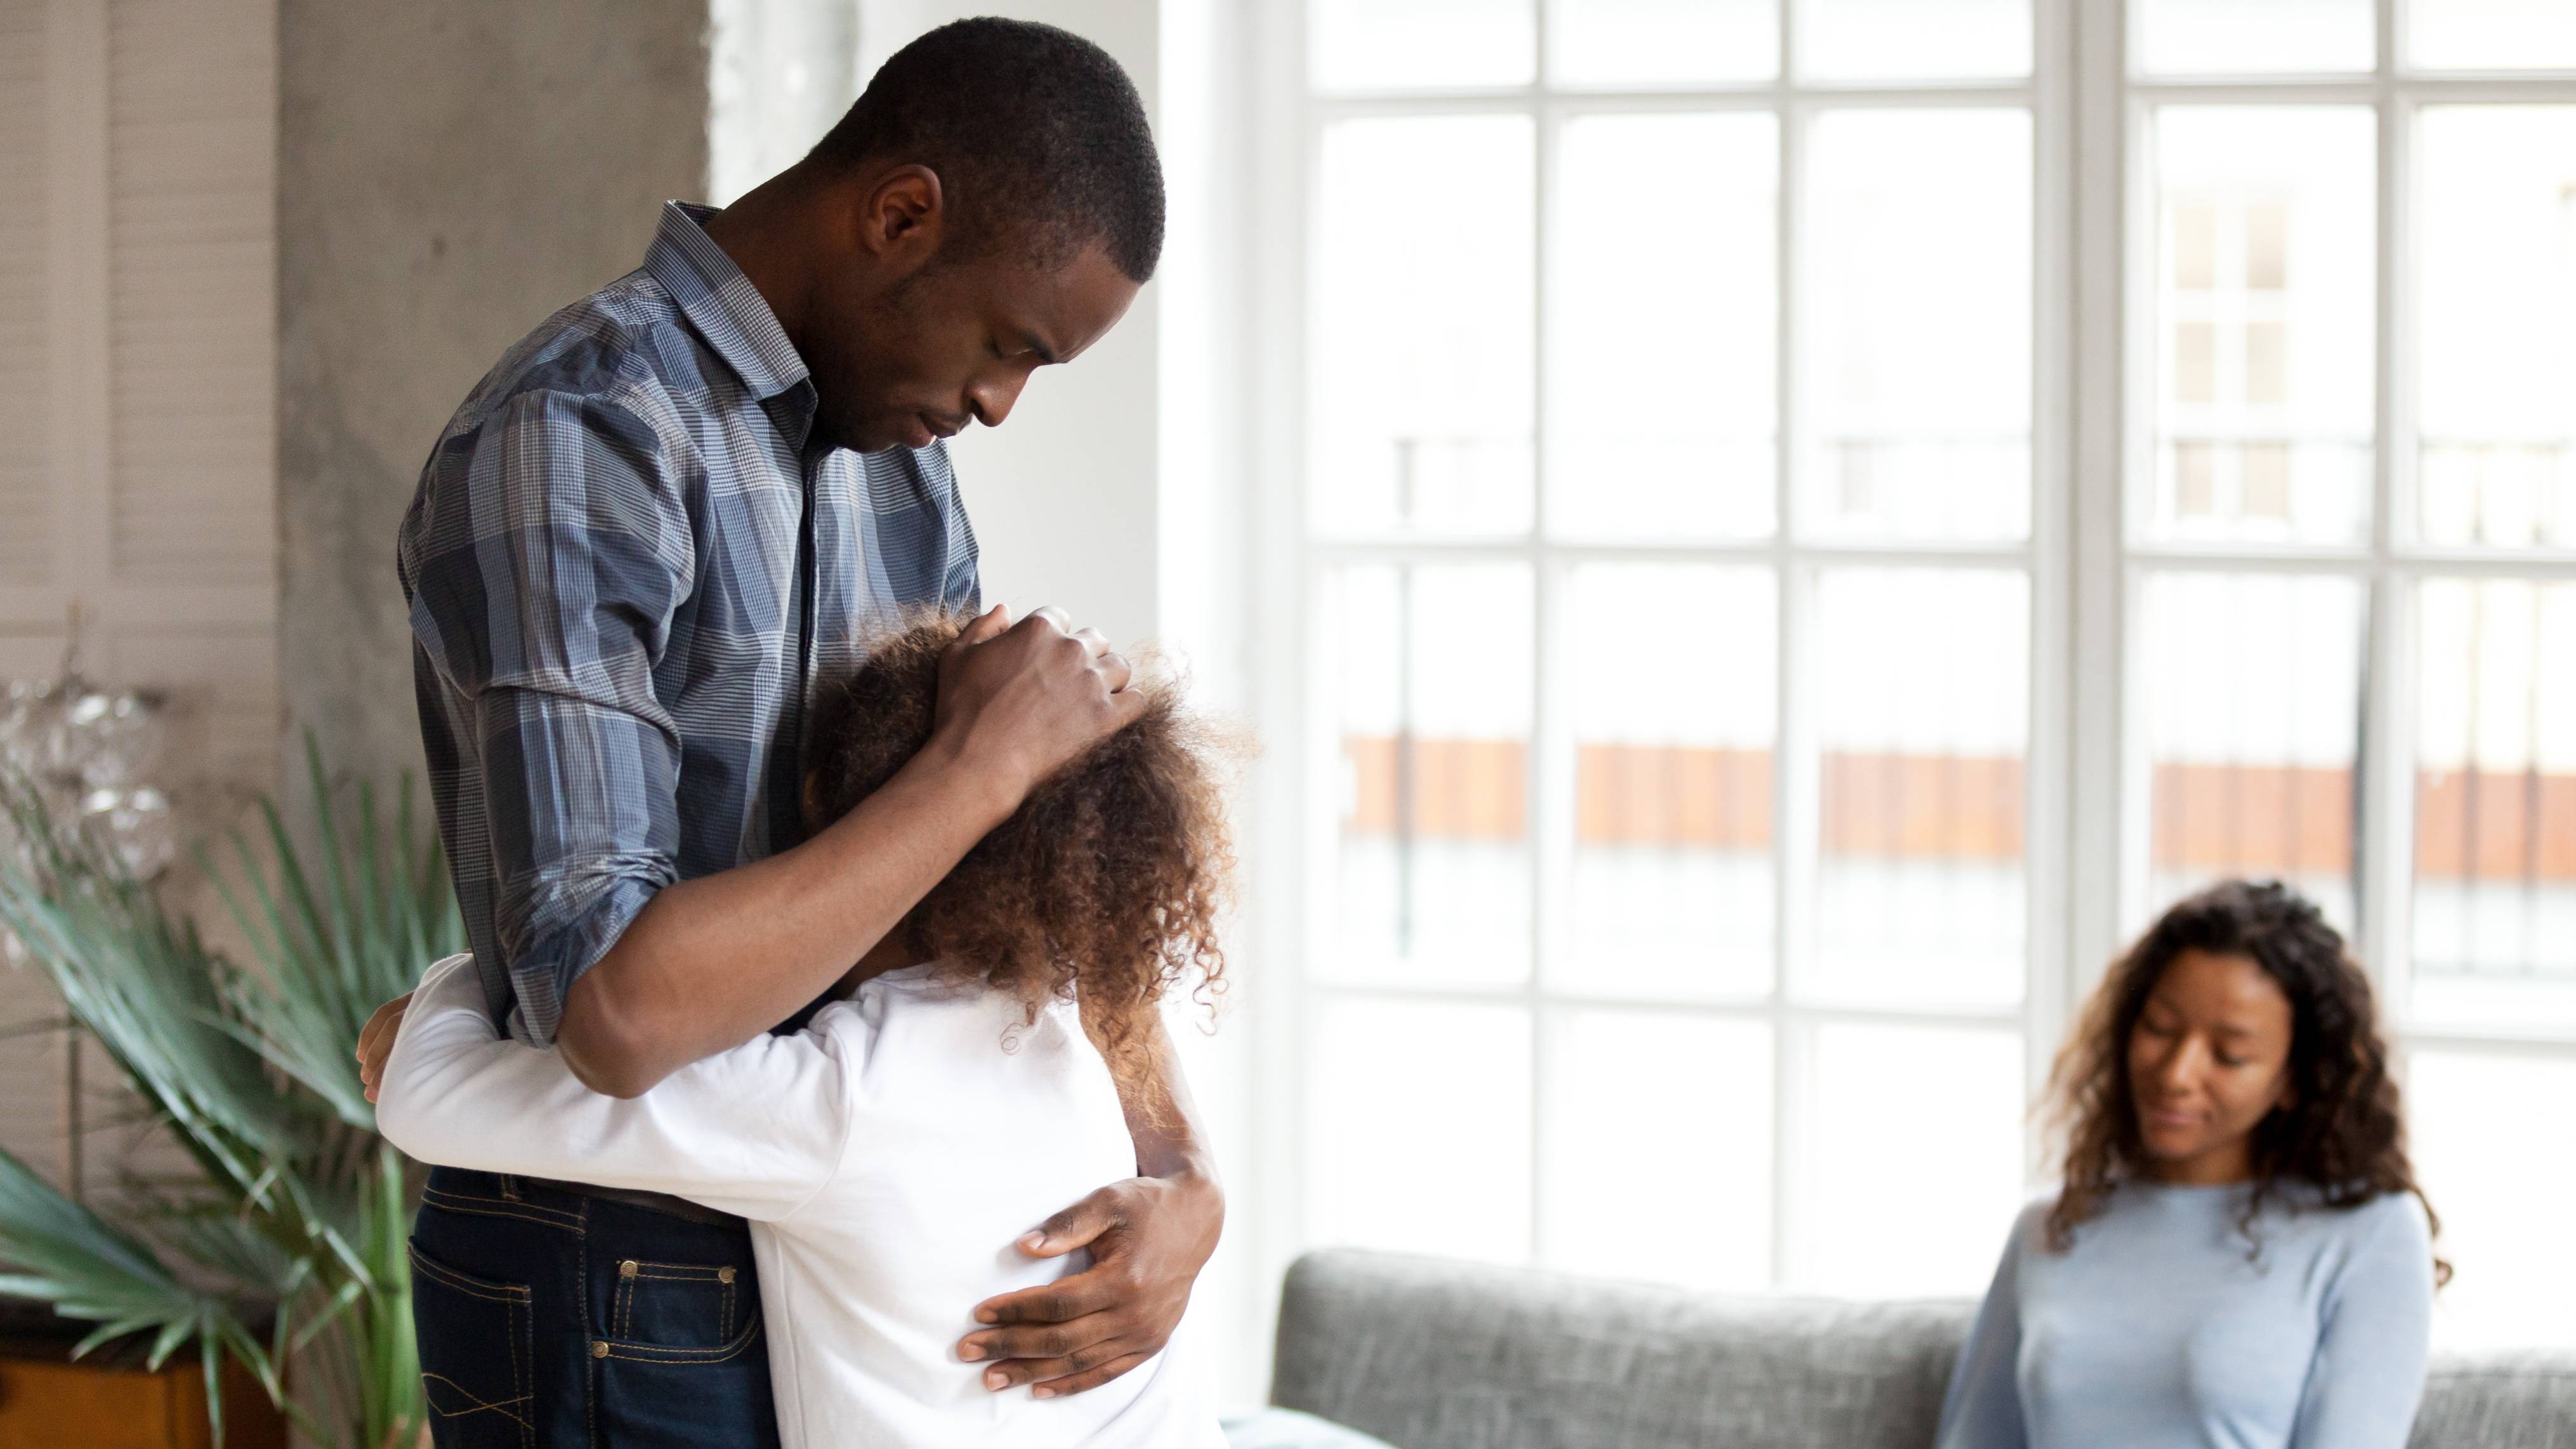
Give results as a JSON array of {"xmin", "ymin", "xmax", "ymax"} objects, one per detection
[{"xmin": 378, "ymin": 953, "xmax": 1224, "ymax": 1449}]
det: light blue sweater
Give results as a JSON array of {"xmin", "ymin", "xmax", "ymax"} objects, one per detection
[{"xmin": 1936, "ymin": 1183, "xmax": 2434, "ymax": 1449}]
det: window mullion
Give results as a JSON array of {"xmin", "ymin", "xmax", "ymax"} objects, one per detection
[
  {"xmin": 2025, "ymin": 0, "xmax": 2081, "ymax": 1183},
  {"xmin": 2362, "ymin": 12, "xmax": 2421, "ymax": 1016},
  {"xmin": 2358, "ymin": 0, "xmax": 2411, "ymax": 1002},
  {"xmin": 1526, "ymin": 56, "xmax": 1558, "ymax": 1268},
  {"xmin": 1770, "ymin": 41, "xmax": 1814, "ymax": 1288}
]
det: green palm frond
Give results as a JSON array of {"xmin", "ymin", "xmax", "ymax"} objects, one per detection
[
  {"xmin": 0, "ymin": 1144, "xmax": 241, "ymax": 1350},
  {"xmin": 208, "ymin": 739, "xmax": 466, "ymax": 1132},
  {"xmin": 0, "ymin": 788, "xmax": 291, "ymax": 1197},
  {"xmin": 0, "ymin": 742, "xmax": 448, "ymax": 1449}
]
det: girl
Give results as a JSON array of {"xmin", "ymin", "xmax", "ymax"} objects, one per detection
[
  {"xmin": 1937, "ymin": 879, "xmax": 2441, "ymax": 1449},
  {"xmin": 379, "ymin": 613, "xmax": 1233, "ymax": 1449}
]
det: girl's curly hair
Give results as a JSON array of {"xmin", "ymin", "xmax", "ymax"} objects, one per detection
[
  {"xmin": 802, "ymin": 613, "xmax": 1234, "ymax": 1100},
  {"xmin": 2042, "ymin": 879, "xmax": 2447, "ymax": 1283}
]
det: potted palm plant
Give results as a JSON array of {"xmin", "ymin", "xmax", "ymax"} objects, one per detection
[{"xmin": 0, "ymin": 742, "xmax": 457, "ymax": 1448}]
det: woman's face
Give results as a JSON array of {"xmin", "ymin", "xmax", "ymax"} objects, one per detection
[{"xmin": 2126, "ymin": 948, "xmax": 2296, "ymax": 1184}]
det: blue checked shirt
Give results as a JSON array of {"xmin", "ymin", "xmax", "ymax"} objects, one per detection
[{"xmin": 398, "ymin": 202, "xmax": 981, "ymax": 1045}]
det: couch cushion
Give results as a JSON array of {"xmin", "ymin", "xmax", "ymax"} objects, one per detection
[
  {"xmin": 1272, "ymin": 1250, "xmax": 1969, "ymax": 1449},
  {"xmin": 2412, "ymin": 1354, "xmax": 2576, "ymax": 1449},
  {"xmin": 1273, "ymin": 1249, "xmax": 2576, "ymax": 1449}
]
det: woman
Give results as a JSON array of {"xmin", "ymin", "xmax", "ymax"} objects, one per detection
[
  {"xmin": 1937, "ymin": 880, "xmax": 2441, "ymax": 1449},
  {"xmin": 379, "ymin": 613, "xmax": 1234, "ymax": 1449}
]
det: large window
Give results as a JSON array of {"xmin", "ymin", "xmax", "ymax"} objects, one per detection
[
  {"xmin": 1268, "ymin": 0, "xmax": 2574, "ymax": 1344},
  {"xmin": 1292, "ymin": 0, "xmax": 2057, "ymax": 1301},
  {"xmin": 2121, "ymin": 0, "xmax": 2576, "ymax": 1349}
]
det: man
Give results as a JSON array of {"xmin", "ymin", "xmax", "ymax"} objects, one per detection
[{"xmin": 359, "ymin": 20, "xmax": 1220, "ymax": 1446}]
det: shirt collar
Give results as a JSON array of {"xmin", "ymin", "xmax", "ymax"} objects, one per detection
[{"xmin": 643, "ymin": 201, "xmax": 813, "ymax": 403}]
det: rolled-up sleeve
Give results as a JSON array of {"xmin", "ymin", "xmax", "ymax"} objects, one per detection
[{"xmin": 405, "ymin": 386, "xmax": 696, "ymax": 1044}]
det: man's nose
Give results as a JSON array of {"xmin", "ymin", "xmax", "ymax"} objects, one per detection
[{"xmin": 969, "ymin": 370, "xmax": 1030, "ymax": 429}]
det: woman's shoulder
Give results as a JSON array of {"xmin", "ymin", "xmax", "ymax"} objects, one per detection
[
  {"xmin": 1990, "ymin": 1190, "xmax": 2061, "ymax": 1262},
  {"xmin": 2012, "ymin": 1191, "xmax": 2060, "ymax": 1239},
  {"xmin": 2321, "ymin": 1187, "xmax": 2433, "ymax": 1254}
]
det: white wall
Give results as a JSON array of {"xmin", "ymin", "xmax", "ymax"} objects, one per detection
[{"xmin": 709, "ymin": 0, "xmax": 863, "ymax": 207}]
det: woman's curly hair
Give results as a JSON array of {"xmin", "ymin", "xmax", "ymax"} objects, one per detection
[
  {"xmin": 802, "ymin": 613, "xmax": 1234, "ymax": 1101},
  {"xmin": 2042, "ymin": 879, "xmax": 2446, "ymax": 1282}
]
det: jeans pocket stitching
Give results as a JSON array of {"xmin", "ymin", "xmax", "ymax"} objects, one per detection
[
  {"xmin": 409, "ymin": 1245, "xmax": 534, "ymax": 1447},
  {"xmin": 612, "ymin": 1263, "xmax": 746, "ymax": 1348},
  {"xmin": 626, "ymin": 1260, "xmax": 726, "ymax": 1277},
  {"xmin": 408, "ymin": 1245, "xmax": 531, "ymax": 1306},
  {"xmin": 598, "ymin": 1314, "xmax": 763, "ymax": 1366},
  {"xmin": 423, "ymin": 1185, "xmax": 583, "ymax": 1233},
  {"xmin": 419, "ymin": 1373, "xmax": 533, "ymax": 1431}
]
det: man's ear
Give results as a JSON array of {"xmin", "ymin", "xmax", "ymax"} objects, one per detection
[{"xmin": 858, "ymin": 163, "xmax": 945, "ymax": 260}]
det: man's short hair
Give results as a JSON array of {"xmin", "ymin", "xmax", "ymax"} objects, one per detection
[{"xmin": 810, "ymin": 17, "xmax": 1164, "ymax": 282}]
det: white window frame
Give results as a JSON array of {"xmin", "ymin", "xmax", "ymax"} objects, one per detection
[
  {"xmin": 2092, "ymin": 0, "xmax": 2576, "ymax": 1062},
  {"xmin": 1247, "ymin": 0, "xmax": 2077, "ymax": 1298},
  {"xmin": 1234, "ymin": 0, "xmax": 2576, "ymax": 1340}
]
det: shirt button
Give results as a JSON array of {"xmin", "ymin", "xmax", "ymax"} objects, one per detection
[{"xmin": 591, "ymin": 1341, "xmax": 610, "ymax": 1360}]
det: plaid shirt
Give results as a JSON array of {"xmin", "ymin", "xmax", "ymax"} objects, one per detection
[{"xmin": 398, "ymin": 202, "xmax": 980, "ymax": 1044}]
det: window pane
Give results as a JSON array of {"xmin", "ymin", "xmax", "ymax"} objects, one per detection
[
  {"xmin": 2406, "ymin": 1051, "xmax": 2576, "ymax": 1351},
  {"xmin": 1560, "ymin": 565, "xmax": 1775, "ymax": 1000},
  {"xmin": 2146, "ymin": 108, "xmax": 2375, "ymax": 545},
  {"xmin": 1798, "ymin": 0, "xmax": 2030, "ymax": 79},
  {"xmin": 1804, "ymin": 110, "xmax": 2031, "ymax": 542},
  {"xmin": 2140, "ymin": 573, "xmax": 2365, "ymax": 934},
  {"xmin": 1801, "ymin": 1022, "xmax": 2025, "ymax": 1295},
  {"xmin": 1542, "ymin": 1010, "xmax": 1772, "ymax": 1290},
  {"xmin": 1551, "ymin": 112, "xmax": 1776, "ymax": 541},
  {"xmin": 1549, "ymin": 0, "xmax": 1776, "ymax": 85},
  {"xmin": 1811, "ymin": 569, "xmax": 2029, "ymax": 1009},
  {"xmin": 2408, "ymin": 0, "xmax": 2576, "ymax": 71},
  {"xmin": 1322, "ymin": 563, "xmax": 1534, "ymax": 987},
  {"xmin": 2415, "ymin": 107, "xmax": 2576, "ymax": 549},
  {"xmin": 2137, "ymin": 0, "xmax": 2373, "ymax": 75},
  {"xmin": 2411, "ymin": 580, "xmax": 2576, "ymax": 1029},
  {"xmin": 1312, "ymin": 0, "xmax": 1534, "ymax": 90},
  {"xmin": 1309, "ymin": 999, "xmax": 1532, "ymax": 1263},
  {"xmin": 1315, "ymin": 117, "xmax": 1534, "ymax": 535}
]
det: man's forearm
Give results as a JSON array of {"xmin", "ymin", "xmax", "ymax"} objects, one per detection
[
  {"xmin": 1120, "ymin": 1012, "xmax": 1219, "ymax": 1184},
  {"xmin": 557, "ymin": 735, "xmax": 1015, "ymax": 1096}
]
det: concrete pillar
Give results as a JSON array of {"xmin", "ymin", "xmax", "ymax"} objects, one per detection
[{"xmin": 276, "ymin": 0, "xmax": 713, "ymax": 787}]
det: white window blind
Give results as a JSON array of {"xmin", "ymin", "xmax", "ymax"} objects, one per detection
[{"xmin": 0, "ymin": 0, "xmax": 280, "ymax": 1197}]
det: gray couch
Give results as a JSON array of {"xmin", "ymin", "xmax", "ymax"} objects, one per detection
[{"xmin": 1270, "ymin": 1249, "xmax": 2576, "ymax": 1449}]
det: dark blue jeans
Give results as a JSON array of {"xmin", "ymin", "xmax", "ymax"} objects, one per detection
[{"xmin": 409, "ymin": 1167, "xmax": 781, "ymax": 1448}]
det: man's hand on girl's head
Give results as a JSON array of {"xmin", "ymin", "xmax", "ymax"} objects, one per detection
[
  {"xmin": 927, "ymin": 605, "xmax": 1146, "ymax": 818},
  {"xmin": 954, "ymin": 1165, "xmax": 1224, "ymax": 1398}
]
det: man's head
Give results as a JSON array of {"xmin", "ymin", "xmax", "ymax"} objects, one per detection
[{"xmin": 777, "ymin": 18, "xmax": 1164, "ymax": 454}]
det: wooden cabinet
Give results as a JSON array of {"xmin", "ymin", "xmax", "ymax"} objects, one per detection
[{"xmin": 0, "ymin": 1339, "xmax": 286, "ymax": 1449}]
